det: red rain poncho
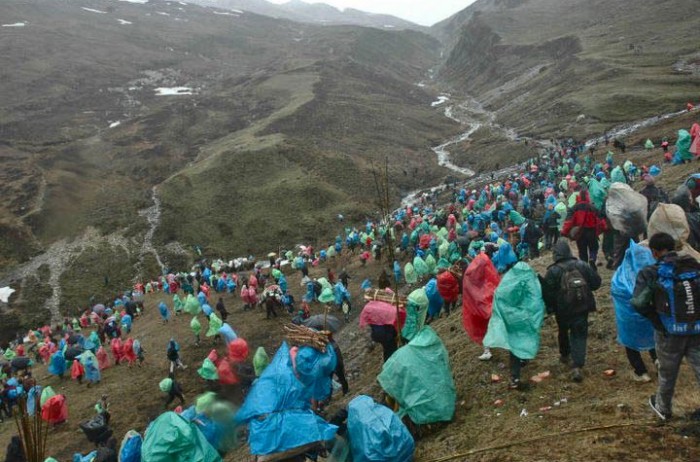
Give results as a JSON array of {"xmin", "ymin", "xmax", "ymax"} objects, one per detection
[
  {"xmin": 217, "ymin": 360, "xmax": 238, "ymax": 385},
  {"xmin": 110, "ymin": 338, "xmax": 123, "ymax": 364},
  {"xmin": 437, "ymin": 271, "xmax": 460, "ymax": 303},
  {"xmin": 122, "ymin": 338, "xmax": 137, "ymax": 365},
  {"xmin": 41, "ymin": 395, "xmax": 68, "ymax": 425},
  {"xmin": 70, "ymin": 360, "xmax": 84, "ymax": 380},
  {"xmin": 228, "ymin": 338, "xmax": 249, "ymax": 363},
  {"xmin": 462, "ymin": 254, "xmax": 500, "ymax": 345},
  {"xmin": 96, "ymin": 346, "xmax": 110, "ymax": 370}
]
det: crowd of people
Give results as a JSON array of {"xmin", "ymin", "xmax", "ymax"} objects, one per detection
[{"xmin": 1, "ymin": 119, "xmax": 699, "ymax": 461}]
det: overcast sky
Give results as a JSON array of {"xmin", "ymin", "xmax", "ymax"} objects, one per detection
[{"xmin": 267, "ymin": 0, "xmax": 477, "ymax": 26}]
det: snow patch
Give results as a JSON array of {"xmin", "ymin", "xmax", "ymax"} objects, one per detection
[
  {"xmin": 178, "ymin": 1, "xmax": 188, "ymax": 5},
  {"xmin": 117, "ymin": 19, "xmax": 133, "ymax": 25},
  {"xmin": 81, "ymin": 7, "xmax": 107, "ymax": 14},
  {"xmin": 383, "ymin": 25, "xmax": 395, "ymax": 28},
  {"xmin": 155, "ymin": 86, "xmax": 193, "ymax": 96},
  {"xmin": 156, "ymin": 11, "xmax": 170, "ymax": 16},
  {"xmin": 431, "ymin": 95, "xmax": 449, "ymax": 107},
  {"xmin": 2, "ymin": 22, "xmax": 26, "ymax": 27},
  {"xmin": 213, "ymin": 11, "xmax": 239, "ymax": 16},
  {"xmin": 0, "ymin": 287, "xmax": 15, "ymax": 304},
  {"xmin": 117, "ymin": 0, "xmax": 149, "ymax": 3},
  {"xmin": 231, "ymin": 9, "xmax": 243, "ymax": 14},
  {"xmin": 109, "ymin": 121, "xmax": 121, "ymax": 128}
]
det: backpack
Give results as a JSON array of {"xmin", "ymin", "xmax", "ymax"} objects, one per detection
[
  {"xmin": 524, "ymin": 222, "xmax": 543, "ymax": 242},
  {"xmin": 559, "ymin": 264, "xmax": 591, "ymax": 314},
  {"xmin": 654, "ymin": 257, "xmax": 700, "ymax": 335}
]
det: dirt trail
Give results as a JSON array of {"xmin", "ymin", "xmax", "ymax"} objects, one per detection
[{"xmin": 135, "ymin": 186, "xmax": 166, "ymax": 278}]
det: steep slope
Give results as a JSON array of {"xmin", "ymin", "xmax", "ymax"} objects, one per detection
[
  {"xmin": 188, "ymin": 0, "xmax": 425, "ymax": 30},
  {"xmin": 435, "ymin": 0, "xmax": 700, "ymax": 137},
  {"xmin": 0, "ymin": 0, "xmax": 457, "ymax": 336}
]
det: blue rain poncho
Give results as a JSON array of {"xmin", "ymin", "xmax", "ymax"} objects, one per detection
[
  {"xmin": 235, "ymin": 343, "xmax": 337, "ymax": 456},
  {"xmin": 611, "ymin": 241, "xmax": 656, "ymax": 350}
]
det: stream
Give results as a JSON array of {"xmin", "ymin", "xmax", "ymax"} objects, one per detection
[
  {"xmin": 401, "ymin": 93, "xmax": 695, "ymax": 208},
  {"xmin": 136, "ymin": 186, "xmax": 166, "ymax": 277}
]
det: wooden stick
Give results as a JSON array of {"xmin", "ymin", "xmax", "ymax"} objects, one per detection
[{"xmin": 419, "ymin": 421, "xmax": 654, "ymax": 462}]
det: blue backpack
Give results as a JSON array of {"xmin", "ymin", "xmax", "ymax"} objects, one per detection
[{"xmin": 655, "ymin": 257, "xmax": 700, "ymax": 335}]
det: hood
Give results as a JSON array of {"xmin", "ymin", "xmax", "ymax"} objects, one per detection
[
  {"xmin": 552, "ymin": 240, "xmax": 573, "ymax": 262},
  {"xmin": 576, "ymin": 190, "xmax": 590, "ymax": 204}
]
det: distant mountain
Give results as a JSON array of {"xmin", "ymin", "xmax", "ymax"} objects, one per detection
[
  {"xmin": 189, "ymin": 0, "xmax": 424, "ymax": 30},
  {"xmin": 0, "ymin": 0, "xmax": 454, "ymax": 336},
  {"xmin": 434, "ymin": 0, "xmax": 700, "ymax": 137}
]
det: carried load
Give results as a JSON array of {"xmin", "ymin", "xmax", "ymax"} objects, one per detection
[{"xmin": 606, "ymin": 183, "xmax": 648, "ymax": 237}]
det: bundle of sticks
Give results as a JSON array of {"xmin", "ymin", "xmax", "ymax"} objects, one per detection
[
  {"xmin": 363, "ymin": 289, "xmax": 407, "ymax": 306},
  {"xmin": 284, "ymin": 324, "xmax": 330, "ymax": 352}
]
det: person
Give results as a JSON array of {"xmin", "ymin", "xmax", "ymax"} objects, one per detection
[
  {"xmin": 522, "ymin": 219, "xmax": 543, "ymax": 258},
  {"xmin": 483, "ymin": 262, "xmax": 545, "ymax": 389},
  {"xmin": 639, "ymin": 175, "xmax": 668, "ymax": 220},
  {"xmin": 632, "ymin": 232, "xmax": 700, "ymax": 420},
  {"xmin": 95, "ymin": 394, "xmax": 111, "ymax": 425},
  {"xmin": 164, "ymin": 373, "xmax": 185, "ymax": 409},
  {"xmin": 215, "ymin": 297, "xmax": 229, "ymax": 322},
  {"xmin": 71, "ymin": 359, "xmax": 85, "ymax": 384},
  {"xmin": 543, "ymin": 203, "xmax": 561, "ymax": 250},
  {"xmin": 338, "ymin": 269, "xmax": 351, "ymax": 288},
  {"xmin": 562, "ymin": 189, "xmax": 605, "ymax": 267},
  {"xmin": 370, "ymin": 324, "xmax": 398, "ymax": 363},
  {"xmin": 166, "ymin": 339, "xmax": 186, "ymax": 371},
  {"xmin": 328, "ymin": 335, "xmax": 349, "ymax": 395},
  {"xmin": 4, "ymin": 436, "xmax": 25, "ymax": 462},
  {"xmin": 542, "ymin": 240, "xmax": 601, "ymax": 382}
]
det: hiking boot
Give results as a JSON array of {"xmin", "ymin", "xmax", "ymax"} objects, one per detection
[
  {"xmin": 632, "ymin": 372, "xmax": 652, "ymax": 383},
  {"xmin": 478, "ymin": 350, "xmax": 492, "ymax": 361},
  {"xmin": 559, "ymin": 355, "xmax": 571, "ymax": 366},
  {"xmin": 649, "ymin": 395, "xmax": 671, "ymax": 421},
  {"xmin": 571, "ymin": 368, "xmax": 583, "ymax": 383},
  {"xmin": 605, "ymin": 259, "xmax": 614, "ymax": 270},
  {"xmin": 508, "ymin": 378, "xmax": 521, "ymax": 390}
]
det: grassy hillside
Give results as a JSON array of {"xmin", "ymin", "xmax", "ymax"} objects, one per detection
[
  {"xmin": 436, "ymin": 0, "xmax": 700, "ymax": 138},
  {"xmin": 0, "ymin": 0, "xmax": 459, "ymax": 334},
  {"xmin": 0, "ymin": 133, "xmax": 697, "ymax": 460}
]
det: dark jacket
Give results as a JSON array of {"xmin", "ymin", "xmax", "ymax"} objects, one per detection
[
  {"xmin": 631, "ymin": 252, "xmax": 698, "ymax": 332},
  {"xmin": 542, "ymin": 240, "xmax": 601, "ymax": 316}
]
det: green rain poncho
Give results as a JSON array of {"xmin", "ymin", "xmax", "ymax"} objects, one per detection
[
  {"xmin": 404, "ymin": 263, "xmax": 417, "ymax": 285},
  {"xmin": 425, "ymin": 254, "xmax": 437, "ymax": 275},
  {"xmin": 185, "ymin": 294, "xmax": 201, "ymax": 315},
  {"xmin": 378, "ymin": 326, "xmax": 455, "ymax": 424},
  {"xmin": 645, "ymin": 139, "xmax": 654, "ymax": 150},
  {"xmin": 190, "ymin": 317, "xmax": 202, "ymax": 336},
  {"xmin": 198, "ymin": 358, "xmax": 219, "ymax": 380},
  {"xmin": 676, "ymin": 129, "xmax": 693, "ymax": 161},
  {"xmin": 159, "ymin": 377, "xmax": 173, "ymax": 393},
  {"xmin": 483, "ymin": 262, "xmax": 545, "ymax": 360},
  {"xmin": 206, "ymin": 314, "xmax": 223, "ymax": 337},
  {"xmin": 401, "ymin": 288, "xmax": 429, "ymax": 341},
  {"xmin": 174, "ymin": 294, "xmax": 184, "ymax": 313},
  {"xmin": 438, "ymin": 240, "xmax": 449, "ymax": 258},
  {"xmin": 611, "ymin": 166, "xmax": 626, "ymax": 184},
  {"xmin": 508, "ymin": 210, "xmax": 526, "ymax": 226},
  {"xmin": 141, "ymin": 412, "xmax": 222, "ymax": 462},
  {"xmin": 253, "ymin": 347, "xmax": 270, "ymax": 377},
  {"xmin": 413, "ymin": 256, "xmax": 429, "ymax": 278},
  {"xmin": 40, "ymin": 386, "xmax": 56, "ymax": 407},
  {"xmin": 319, "ymin": 287, "xmax": 335, "ymax": 304},
  {"xmin": 587, "ymin": 178, "xmax": 607, "ymax": 211}
]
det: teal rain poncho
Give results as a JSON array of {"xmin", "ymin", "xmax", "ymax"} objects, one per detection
[{"xmin": 483, "ymin": 262, "xmax": 545, "ymax": 359}]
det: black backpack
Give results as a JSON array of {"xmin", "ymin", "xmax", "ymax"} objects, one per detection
[{"xmin": 559, "ymin": 264, "xmax": 592, "ymax": 313}]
